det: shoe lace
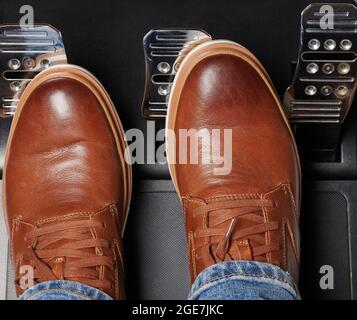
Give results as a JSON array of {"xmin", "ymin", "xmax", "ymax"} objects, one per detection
[
  {"xmin": 194, "ymin": 198, "xmax": 280, "ymax": 263},
  {"xmin": 19, "ymin": 220, "xmax": 114, "ymax": 289}
]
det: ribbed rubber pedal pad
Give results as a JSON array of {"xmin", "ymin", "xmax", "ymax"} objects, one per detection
[
  {"xmin": 142, "ymin": 29, "xmax": 211, "ymax": 119},
  {"xmin": 284, "ymin": 3, "xmax": 357, "ymax": 125},
  {"xmin": 0, "ymin": 24, "xmax": 68, "ymax": 174}
]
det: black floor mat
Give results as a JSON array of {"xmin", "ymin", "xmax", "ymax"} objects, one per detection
[{"xmin": 124, "ymin": 180, "xmax": 190, "ymax": 300}]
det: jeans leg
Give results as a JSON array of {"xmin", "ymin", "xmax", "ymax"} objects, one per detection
[
  {"xmin": 18, "ymin": 280, "xmax": 113, "ymax": 300},
  {"xmin": 189, "ymin": 261, "xmax": 299, "ymax": 300}
]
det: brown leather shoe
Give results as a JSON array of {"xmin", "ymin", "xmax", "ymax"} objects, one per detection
[
  {"xmin": 3, "ymin": 65, "xmax": 132, "ymax": 299},
  {"xmin": 166, "ymin": 41, "xmax": 301, "ymax": 284}
]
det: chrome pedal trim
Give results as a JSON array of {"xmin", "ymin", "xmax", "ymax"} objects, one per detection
[
  {"xmin": 0, "ymin": 24, "xmax": 68, "ymax": 176},
  {"xmin": 0, "ymin": 24, "xmax": 67, "ymax": 118},
  {"xmin": 284, "ymin": 3, "xmax": 357, "ymax": 125},
  {"xmin": 142, "ymin": 29, "xmax": 211, "ymax": 119}
]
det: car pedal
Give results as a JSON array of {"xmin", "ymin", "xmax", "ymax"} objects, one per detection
[
  {"xmin": 283, "ymin": 3, "xmax": 357, "ymax": 161},
  {"xmin": 0, "ymin": 24, "xmax": 68, "ymax": 174},
  {"xmin": 141, "ymin": 29, "xmax": 211, "ymax": 119}
]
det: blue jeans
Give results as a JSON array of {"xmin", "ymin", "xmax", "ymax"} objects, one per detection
[{"xmin": 19, "ymin": 261, "xmax": 299, "ymax": 300}]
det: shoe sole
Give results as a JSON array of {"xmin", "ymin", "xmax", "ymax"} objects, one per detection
[
  {"xmin": 2, "ymin": 64, "xmax": 132, "ymax": 238},
  {"xmin": 165, "ymin": 40, "xmax": 302, "ymax": 209}
]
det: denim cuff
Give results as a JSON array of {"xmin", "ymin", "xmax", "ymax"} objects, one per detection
[
  {"xmin": 19, "ymin": 280, "xmax": 113, "ymax": 300},
  {"xmin": 189, "ymin": 261, "xmax": 299, "ymax": 300}
]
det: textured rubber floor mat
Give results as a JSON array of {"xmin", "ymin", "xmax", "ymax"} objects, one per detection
[
  {"xmin": 124, "ymin": 180, "xmax": 190, "ymax": 300},
  {"xmin": 301, "ymin": 186, "xmax": 352, "ymax": 300}
]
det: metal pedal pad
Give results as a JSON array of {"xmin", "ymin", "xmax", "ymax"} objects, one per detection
[
  {"xmin": 284, "ymin": 3, "xmax": 357, "ymax": 125},
  {"xmin": 0, "ymin": 24, "xmax": 68, "ymax": 174},
  {"xmin": 0, "ymin": 24, "xmax": 67, "ymax": 118},
  {"xmin": 142, "ymin": 29, "xmax": 211, "ymax": 119}
]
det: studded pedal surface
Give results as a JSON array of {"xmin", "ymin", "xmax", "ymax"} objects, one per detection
[
  {"xmin": 284, "ymin": 3, "xmax": 357, "ymax": 124},
  {"xmin": 142, "ymin": 29, "xmax": 211, "ymax": 119},
  {"xmin": 0, "ymin": 24, "xmax": 68, "ymax": 174},
  {"xmin": 0, "ymin": 24, "xmax": 67, "ymax": 118}
]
